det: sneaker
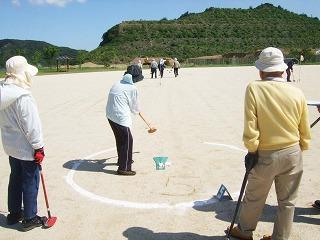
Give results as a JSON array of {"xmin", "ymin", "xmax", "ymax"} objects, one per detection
[
  {"xmin": 21, "ymin": 215, "xmax": 47, "ymax": 232},
  {"xmin": 117, "ymin": 170, "xmax": 136, "ymax": 176},
  {"xmin": 260, "ymin": 235, "xmax": 272, "ymax": 240},
  {"xmin": 312, "ymin": 200, "xmax": 320, "ymax": 209},
  {"xmin": 7, "ymin": 212, "xmax": 23, "ymax": 225},
  {"xmin": 226, "ymin": 226, "xmax": 253, "ymax": 240}
]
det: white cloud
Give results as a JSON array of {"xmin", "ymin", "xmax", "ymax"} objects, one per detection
[
  {"xmin": 28, "ymin": 0, "xmax": 86, "ymax": 7},
  {"xmin": 11, "ymin": 0, "xmax": 21, "ymax": 6}
]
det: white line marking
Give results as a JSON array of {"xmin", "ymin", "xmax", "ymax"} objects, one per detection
[
  {"xmin": 66, "ymin": 143, "xmax": 244, "ymax": 209},
  {"xmin": 203, "ymin": 142, "xmax": 247, "ymax": 153}
]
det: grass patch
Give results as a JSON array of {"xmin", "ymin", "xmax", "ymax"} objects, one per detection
[
  {"xmin": 37, "ymin": 66, "xmax": 127, "ymax": 75},
  {"xmin": 1, "ymin": 63, "xmax": 320, "ymax": 78},
  {"xmin": 0, "ymin": 66, "xmax": 128, "ymax": 78}
]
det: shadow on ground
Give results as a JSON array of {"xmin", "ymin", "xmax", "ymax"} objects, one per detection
[
  {"xmin": 193, "ymin": 196, "xmax": 320, "ymax": 225},
  {"xmin": 63, "ymin": 157, "xmax": 118, "ymax": 175},
  {"xmin": 123, "ymin": 227, "xmax": 226, "ymax": 240},
  {"xmin": 63, "ymin": 152, "xmax": 140, "ymax": 175}
]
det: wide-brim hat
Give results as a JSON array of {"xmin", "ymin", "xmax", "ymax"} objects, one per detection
[
  {"xmin": 125, "ymin": 64, "xmax": 144, "ymax": 83},
  {"xmin": 6, "ymin": 56, "xmax": 38, "ymax": 76},
  {"xmin": 255, "ymin": 47, "xmax": 288, "ymax": 72}
]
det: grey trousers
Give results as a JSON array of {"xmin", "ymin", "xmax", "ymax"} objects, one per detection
[{"xmin": 238, "ymin": 144, "xmax": 303, "ymax": 240}]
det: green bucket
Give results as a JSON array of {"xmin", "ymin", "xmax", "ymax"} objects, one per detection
[{"xmin": 153, "ymin": 156, "xmax": 168, "ymax": 170}]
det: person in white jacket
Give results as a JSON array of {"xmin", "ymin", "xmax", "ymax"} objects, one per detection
[
  {"xmin": 0, "ymin": 56, "xmax": 46, "ymax": 231},
  {"xmin": 106, "ymin": 70, "xmax": 154, "ymax": 176},
  {"xmin": 106, "ymin": 73, "xmax": 140, "ymax": 176}
]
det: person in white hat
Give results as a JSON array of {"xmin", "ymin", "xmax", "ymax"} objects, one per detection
[
  {"xmin": 0, "ymin": 56, "xmax": 46, "ymax": 231},
  {"xmin": 227, "ymin": 47, "xmax": 311, "ymax": 240},
  {"xmin": 173, "ymin": 58, "xmax": 180, "ymax": 77},
  {"xmin": 158, "ymin": 58, "xmax": 165, "ymax": 78},
  {"xmin": 137, "ymin": 59, "xmax": 143, "ymax": 71}
]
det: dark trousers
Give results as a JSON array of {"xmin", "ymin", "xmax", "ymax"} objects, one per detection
[
  {"xmin": 108, "ymin": 119, "xmax": 133, "ymax": 171},
  {"xmin": 286, "ymin": 69, "xmax": 291, "ymax": 81},
  {"xmin": 8, "ymin": 156, "xmax": 39, "ymax": 219},
  {"xmin": 151, "ymin": 68, "xmax": 157, "ymax": 78},
  {"xmin": 159, "ymin": 69, "xmax": 164, "ymax": 78},
  {"xmin": 174, "ymin": 68, "xmax": 179, "ymax": 77}
]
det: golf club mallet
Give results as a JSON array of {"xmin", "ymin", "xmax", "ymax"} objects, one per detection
[
  {"xmin": 311, "ymin": 117, "xmax": 320, "ymax": 128},
  {"xmin": 139, "ymin": 113, "xmax": 157, "ymax": 133},
  {"xmin": 226, "ymin": 169, "xmax": 250, "ymax": 239},
  {"xmin": 39, "ymin": 165, "xmax": 57, "ymax": 228}
]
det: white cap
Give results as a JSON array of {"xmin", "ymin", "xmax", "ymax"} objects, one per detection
[
  {"xmin": 6, "ymin": 56, "xmax": 38, "ymax": 76},
  {"xmin": 255, "ymin": 47, "xmax": 288, "ymax": 72},
  {"xmin": 5, "ymin": 56, "xmax": 38, "ymax": 89}
]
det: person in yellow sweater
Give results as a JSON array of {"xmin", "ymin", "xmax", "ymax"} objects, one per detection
[{"xmin": 228, "ymin": 47, "xmax": 311, "ymax": 240}]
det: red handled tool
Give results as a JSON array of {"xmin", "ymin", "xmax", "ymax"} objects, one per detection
[{"xmin": 39, "ymin": 165, "xmax": 57, "ymax": 228}]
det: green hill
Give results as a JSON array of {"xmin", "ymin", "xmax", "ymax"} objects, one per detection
[
  {"xmin": 0, "ymin": 39, "xmax": 87, "ymax": 68},
  {"xmin": 92, "ymin": 3, "xmax": 320, "ymax": 64}
]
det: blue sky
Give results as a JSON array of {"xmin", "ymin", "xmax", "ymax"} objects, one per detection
[{"xmin": 1, "ymin": 0, "xmax": 319, "ymax": 51}]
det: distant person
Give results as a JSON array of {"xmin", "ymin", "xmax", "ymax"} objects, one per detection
[
  {"xmin": 137, "ymin": 60, "xmax": 143, "ymax": 71},
  {"xmin": 286, "ymin": 59, "xmax": 295, "ymax": 82},
  {"xmin": 134, "ymin": 60, "xmax": 143, "ymax": 81},
  {"xmin": 0, "ymin": 56, "xmax": 47, "ymax": 231},
  {"xmin": 150, "ymin": 59, "xmax": 158, "ymax": 78},
  {"xmin": 227, "ymin": 47, "xmax": 311, "ymax": 240},
  {"xmin": 158, "ymin": 58, "xmax": 165, "ymax": 78},
  {"xmin": 173, "ymin": 58, "xmax": 180, "ymax": 77},
  {"xmin": 106, "ymin": 68, "xmax": 154, "ymax": 176}
]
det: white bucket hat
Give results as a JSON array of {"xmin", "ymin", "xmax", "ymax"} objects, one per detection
[
  {"xmin": 255, "ymin": 47, "xmax": 288, "ymax": 72},
  {"xmin": 5, "ymin": 56, "xmax": 38, "ymax": 89}
]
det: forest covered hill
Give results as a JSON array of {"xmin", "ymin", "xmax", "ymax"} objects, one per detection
[
  {"xmin": 0, "ymin": 39, "xmax": 86, "ymax": 68},
  {"xmin": 91, "ymin": 3, "xmax": 320, "ymax": 64},
  {"xmin": 1, "ymin": 3, "xmax": 320, "ymax": 68}
]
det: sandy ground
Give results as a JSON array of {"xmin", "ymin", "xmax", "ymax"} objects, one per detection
[{"xmin": 0, "ymin": 66, "xmax": 319, "ymax": 240}]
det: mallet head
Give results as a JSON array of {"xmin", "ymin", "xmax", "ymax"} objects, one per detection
[
  {"xmin": 43, "ymin": 217, "xmax": 57, "ymax": 228},
  {"xmin": 148, "ymin": 128, "xmax": 157, "ymax": 133}
]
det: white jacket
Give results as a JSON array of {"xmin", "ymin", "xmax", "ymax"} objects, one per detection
[
  {"xmin": 0, "ymin": 82, "xmax": 44, "ymax": 160},
  {"xmin": 106, "ymin": 75, "xmax": 140, "ymax": 128}
]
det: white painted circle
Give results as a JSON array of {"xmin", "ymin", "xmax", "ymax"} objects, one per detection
[
  {"xmin": 203, "ymin": 142, "xmax": 246, "ymax": 153},
  {"xmin": 66, "ymin": 143, "xmax": 245, "ymax": 209}
]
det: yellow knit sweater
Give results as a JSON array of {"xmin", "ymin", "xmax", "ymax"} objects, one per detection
[{"xmin": 243, "ymin": 79, "xmax": 311, "ymax": 152}]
